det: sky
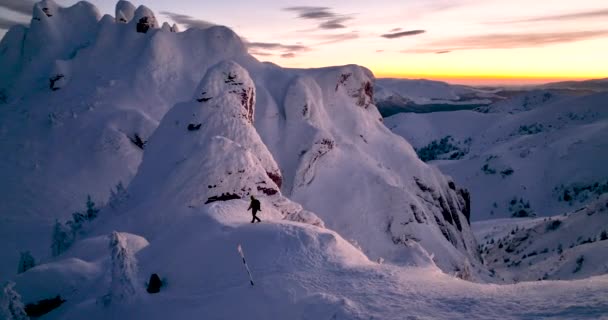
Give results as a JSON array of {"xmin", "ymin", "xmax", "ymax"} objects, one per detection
[{"xmin": 1, "ymin": 0, "xmax": 607, "ymax": 85}]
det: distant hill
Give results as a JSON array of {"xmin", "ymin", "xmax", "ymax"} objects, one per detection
[
  {"xmin": 540, "ymin": 78, "xmax": 608, "ymax": 92},
  {"xmin": 386, "ymin": 90, "xmax": 608, "ymax": 221},
  {"xmin": 374, "ymin": 78, "xmax": 504, "ymax": 116}
]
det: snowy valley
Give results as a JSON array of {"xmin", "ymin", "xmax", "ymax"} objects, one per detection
[{"xmin": 0, "ymin": 1, "xmax": 607, "ymax": 319}]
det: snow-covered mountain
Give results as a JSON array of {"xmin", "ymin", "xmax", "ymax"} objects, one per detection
[
  {"xmin": 0, "ymin": 0, "xmax": 480, "ymax": 289},
  {"xmin": 540, "ymin": 78, "xmax": 608, "ymax": 93},
  {"xmin": 374, "ymin": 78, "xmax": 503, "ymax": 116},
  {"xmin": 1, "ymin": 1, "xmax": 607, "ymax": 318},
  {"xmin": 386, "ymin": 89, "xmax": 608, "ymax": 221}
]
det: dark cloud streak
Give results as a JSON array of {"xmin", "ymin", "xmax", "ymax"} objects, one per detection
[
  {"xmin": 284, "ymin": 7, "xmax": 334, "ymax": 20},
  {"xmin": 247, "ymin": 41, "xmax": 310, "ymax": 59},
  {"xmin": 247, "ymin": 42, "xmax": 309, "ymax": 52},
  {"xmin": 0, "ymin": 0, "xmax": 36, "ymax": 15},
  {"xmin": 160, "ymin": 11, "xmax": 216, "ymax": 30},
  {"xmin": 283, "ymin": 6, "xmax": 353, "ymax": 30},
  {"xmin": 382, "ymin": 30, "xmax": 426, "ymax": 39},
  {"xmin": 319, "ymin": 17, "xmax": 352, "ymax": 30}
]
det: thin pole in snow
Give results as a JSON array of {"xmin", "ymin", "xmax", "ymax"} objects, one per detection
[{"xmin": 237, "ymin": 244, "xmax": 255, "ymax": 286}]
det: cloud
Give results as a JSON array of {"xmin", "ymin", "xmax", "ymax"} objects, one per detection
[
  {"xmin": 315, "ymin": 31, "xmax": 359, "ymax": 45},
  {"xmin": 247, "ymin": 32, "xmax": 358, "ymax": 59},
  {"xmin": 247, "ymin": 42, "xmax": 309, "ymax": 53},
  {"xmin": 247, "ymin": 41, "xmax": 310, "ymax": 59},
  {"xmin": 403, "ymin": 30, "xmax": 608, "ymax": 53},
  {"xmin": 381, "ymin": 30, "xmax": 426, "ymax": 39},
  {"xmin": 319, "ymin": 17, "xmax": 352, "ymax": 30},
  {"xmin": 435, "ymin": 50, "xmax": 451, "ymax": 54},
  {"xmin": 283, "ymin": 6, "xmax": 354, "ymax": 30},
  {"xmin": 160, "ymin": 11, "xmax": 216, "ymax": 30},
  {"xmin": 248, "ymin": 50, "xmax": 273, "ymax": 57},
  {"xmin": 0, "ymin": 16, "xmax": 27, "ymax": 30},
  {"xmin": 284, "ymin": 6, "xmax": 334, "ymax": 19},
  {"xmin": 0, "ymin": 0, "xmax": 36, "ymax": 15},
  {"xmin": 498, "ymin": 8, "xmax": 608, "ymax": 24}
]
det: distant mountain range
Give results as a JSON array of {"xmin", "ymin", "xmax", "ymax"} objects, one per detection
[{"xmin": 374, "ymin": 77, "xmax": 608, "ymax": 116}]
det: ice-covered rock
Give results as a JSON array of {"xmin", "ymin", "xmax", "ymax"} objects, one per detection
[{"xmin": 115, "ymin": 0, "xmax": 135, "ymax": 23}]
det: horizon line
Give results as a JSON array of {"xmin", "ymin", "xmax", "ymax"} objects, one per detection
[{"xmin": 373, "ymin": 74, "xmax": 604, "ymax": 86}]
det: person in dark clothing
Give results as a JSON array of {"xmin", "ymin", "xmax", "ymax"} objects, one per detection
[{"xmin": 248, "ymin": 196, "xmax": 261, "ymax": 223}]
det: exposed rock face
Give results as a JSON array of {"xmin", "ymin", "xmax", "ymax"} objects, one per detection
[
  {"xmin": 334, "ymin": 68, "xmax": 374, "ymax": 109},
  {"xmin": 132, "ymin": 6, "xmax": 158, "ymax": 34},
  {"xmin": 146, "ymin": 274, "xmax": 162, "ymax": 293},
  {"xmin": 193, "ymin": 62, "xmax": 256, "ymax": 124},
  {"xmin": 459, "ymin": 188, "xmax": 472, "ymax": 223},
  {"xmin": 409, "ymin": 177, "xmax": 476, "ymax": 256},
  {"xmin": 49, "ymin": 74, "xmax": 64, "ymax": 91},
  {"xmin": 136, "ymin": 17, "xmax": 153, "ymax": 33},
  {"xmin": 48, "ymin": 61, "xmax": 70, "ymax": 91}
]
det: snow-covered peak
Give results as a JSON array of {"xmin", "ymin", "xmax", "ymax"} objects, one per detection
[
  {"xmin": 115, "ymin": 0, "xmax": 135, "ymax": 23},
  {"xmin": 332, "ymin": 65, "xmax": 375, "ymax": 109},
  {"xmin": 130, "ymin": 5, "xmax": 158, "ymax": 33},
  {"xmin": 193, "ymin": 60, "xmax": 256, "ymax": 123},
  {"xmin": 127, "ymin": 59, "xmax": 282, "ymax": 208},
  {"xmin": 33, "ymin": 0, "xmax": 61, "ymax": 18}
]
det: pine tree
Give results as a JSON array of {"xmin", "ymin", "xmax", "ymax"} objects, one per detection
[
  {"xmin": 109, "ymin": 182, "xmax": 129, "ymax": 210},
  {"xmin": 66, "ymin": 211, "xmax": 85, "ymax": 239},
  {"xmin": 51, "ymin": 220, "xmax": 71, "ymax": 257},
  {"xmin": 17, "ymin": 251, "xmax": 35, "ymax": 274},
  {"xmin": 0, "ymin": 281, "xmax": 29, "ymax": 320},
  {"xmin": 106, "ymin": 231, "xmax": 138, "ymax": 305},
  {"xmin": 85, "ymin": 195, "xmax": 99, "ymax": 220}
]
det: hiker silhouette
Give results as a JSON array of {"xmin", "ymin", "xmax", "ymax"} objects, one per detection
[{"xmin": 248, "ymin": 196, "xmax": 261, "ymax": 223}]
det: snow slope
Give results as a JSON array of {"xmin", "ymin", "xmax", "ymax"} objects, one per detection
[
  {"xmin": 9, "ymin": 200, "xmax": 608, "ymax": 319},
  {"xmin": 386, "ymin": 90, "xmax": 608, "ymax": 221},
  {"xmin": 1, "ymin": 0, "xmax": 478, "ymax": 280},
  {"xmin": 475, "ymin": 195, "xmax": 608, "ymax": 283}
]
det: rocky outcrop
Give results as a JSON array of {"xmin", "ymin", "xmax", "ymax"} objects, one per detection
[
  {"xmin": 133, "ymin": 6, "xmax": 158, "ymax": 34},
  {"xmin": 334, "ymin": 67, "xmax": 374, "ymax": 109},
  {"xmin": 125, "ymin": 60, "xmax": 317, "ymax": 225},
  {"xmin": 193, "ymin": 63, "xmax": 256, "ymax": 124}
]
